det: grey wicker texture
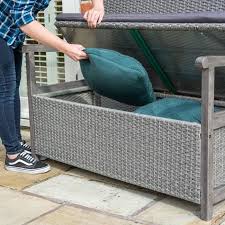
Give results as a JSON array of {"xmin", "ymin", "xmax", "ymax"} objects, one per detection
[
  {"xmin": 104, "ymin": 0, "xmax": 225, "ymax": 14},
  {"xmin": 99, "ymin": 96, "xmax": 136, "ymax": 112},
  {"xmin": 54, "ymin": 91, "xmax": 136, "ymax": 111},
  {"xmin": 214, "ymin": 127, "xmax": 225, "ymax": 187},
  {"xmin": 57, "ymin": 21, "xmax": 225, "ymax": 32},
  {"xmin": 54, "ymin": 91, "xmax": 95, "ymax": 105},
  {"xmin": 33, "ymin": 93, "xmax": 202, "ymax": 203}
]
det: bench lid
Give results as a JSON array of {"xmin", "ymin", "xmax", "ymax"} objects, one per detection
[{"xmin": 57, "ymin": 12, "xmax": 225, "ymax": 23}]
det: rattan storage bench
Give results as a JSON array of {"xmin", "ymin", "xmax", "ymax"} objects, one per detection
[{"xmin": 24, "ymin": 0, "xmax": 225, "ymax": 221}]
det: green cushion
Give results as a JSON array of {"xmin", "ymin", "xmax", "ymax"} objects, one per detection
[
  {"xmin": 135, "ymin": 97, "xmax": 221, "ymax": 123},
  {"xmin": 80, "ymin": 48, "xmax": 155, "ymax": 106}
]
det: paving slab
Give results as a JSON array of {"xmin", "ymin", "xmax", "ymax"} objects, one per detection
[
  {"xmin": 0, "ymin": 186, "xmax": 58, "ymax": 225},
  {"xmin": 135, "ymin": 197, "xmax": 199, "ymax": 225},
  {"xmin": 66, "ymin": 167, "xmax": 158, "ymax": 194},
  {"xmin": 66, "ymin": 167, "xmax": 122, "ymax": 183},
  {"xmin": 136, "ymin": 197, "xmax": 225, "ymax": 225},
  {"xmin": 27, "ymin": 205, "xmax": 144, "ymax": 225},
  {"xmin": 25, "ymin": 174, "xmax": 157, "ymax": 216}
]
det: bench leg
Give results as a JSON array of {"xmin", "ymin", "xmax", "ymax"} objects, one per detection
[{"xmin": 200, "ymin": 67, "xmax": 215, "ymax": 221}]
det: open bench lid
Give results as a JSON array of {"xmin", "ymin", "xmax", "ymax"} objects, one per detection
[
  {"xmin": 57, "ymin": 12, "xmax": 225, "ymax": 23},
  {"xmin": 56, "ymin": 13, "xmax": 225, "ymax": 100}
]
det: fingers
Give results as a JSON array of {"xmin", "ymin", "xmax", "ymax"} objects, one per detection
[
  {"xmin": 69, "ymin": 53, "xmax": 87, "ymax": 62},
  {"xmin": 97, "ymin": 13, "xmax": 104, "ymax": 24},
  {"xmin": 87, "ymin": 10, "xmax": 95, "ymax": 28},
  {"xmin": 65, "ymin": 44, "xmax": 88, "ymax": 61},
  {"xmin": 76, "ymin": 49, "xmax": 88, "ymax": 60},
  {"xmin": 76, "ymin": 44, "xmax": 85, "ymax": 51},
  {"xmin": 84, "ymin": 9, "xmax": 104, "ymax": 28},
  {"xmin": 90, "ymin": 11, "xmax": 99, "ymax": 28},
  {"xmin": 83, "ymin": 11, "xmax": 88, "ymax": 20},
  {"xmin": 78, "ymin": 50, "xmax": 87, "ymax": 58}
]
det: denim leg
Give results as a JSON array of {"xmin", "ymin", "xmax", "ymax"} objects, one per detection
[
  {"xmin": 14, "ymin": 46, "xmax": 23, "ymax": 142},
  {"xmin": 0, "ymin": 38, "xmax": 22, "ymax": 155}
]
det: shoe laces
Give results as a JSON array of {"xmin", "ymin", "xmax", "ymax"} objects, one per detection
[
  {"xmin": 20, "ymin": 151, "xmax": 36, "ymax": 163},
  {"xmin": 20, "ymin": 140, "xmax": 31, "ymax": 152}
]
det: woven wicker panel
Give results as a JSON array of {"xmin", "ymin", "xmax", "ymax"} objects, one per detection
[
  {"xmin": 104, "ymin": 0, "xmax": 225, "ymax": 14},
  {"xmin": 100, "ymin": 96, "xmax": 136, "ymax": 112},
  {"xmin": 214, "ymin": 127, "xmax": 225, "ymax": 187},
  {"xmin": 32, "ymin": 94, "xmax": 201, "ymax": 203},
  {"xmin": 53, "ymin": 92, "xmax": 136, "ymax": 111},
  {"xmin": 53, "ymin": 91, "xmax": 94, "ymax": 105}
]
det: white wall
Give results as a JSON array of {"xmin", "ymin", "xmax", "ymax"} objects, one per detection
[
  {"xmin": 62, "ymin": 0, "xmax": 80, "ymax": 13},
  {"xmin": 62, "ymin": 0, "xmax": 84, "ymax": 82}
]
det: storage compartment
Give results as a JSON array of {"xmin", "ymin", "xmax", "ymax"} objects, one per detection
[{"xmin": 32, "ymin": 90, "xmax": 206, "ymax": 203}]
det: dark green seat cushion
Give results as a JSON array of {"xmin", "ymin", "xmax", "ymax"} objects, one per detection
[
  {"xmin": 135, "ymin": 97, "xmax": 221, "ymax": 123},
  {"xmin": 80, "ymin": 48, "xmax": 155, "ymax": 106}
]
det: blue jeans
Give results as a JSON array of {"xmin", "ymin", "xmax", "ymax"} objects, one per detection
[{"xmin": 0, "ymin": 38, "xmax": 23, "ymax": 155}]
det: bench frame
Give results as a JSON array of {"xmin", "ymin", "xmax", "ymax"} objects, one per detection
[{"xmin": 23, "ymin": 44, "xmax": 225, "ymax": 221}]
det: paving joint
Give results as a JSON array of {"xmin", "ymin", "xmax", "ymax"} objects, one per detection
[
  {"xmin": 22, "ymin": 190, "xmax": 67, "ymax": 205},
  {"xmin": 66, "ymin": 202, "xmax": 157, "ymax": 225},
  {"xmin": 130, "ymin": 195, "xmax": 166, "ymax": 217},
  {"xmin": 21, "ymin": 204, "xmax": 65, "ymax": 225}
]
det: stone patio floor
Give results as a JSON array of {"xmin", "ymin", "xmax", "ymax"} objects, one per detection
[{"xmin": 0, "ymin": 129, "xmax": 225, "ymax": 225}]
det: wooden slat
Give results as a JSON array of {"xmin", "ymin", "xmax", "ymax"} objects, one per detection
[
  {"xmin": 196, "ymin": 56, "xmax": 225, "ymax": 69},
  {"xmin": 38, "ymin": 80, "xmax": 88, "ymax": 94},
  {"xmin": 22, "ymin": 44, "xmax": 56, "ymax": 53},
  {"xmin": 200, "ymin": 67, "xmax": 215, "ymax": 221}
]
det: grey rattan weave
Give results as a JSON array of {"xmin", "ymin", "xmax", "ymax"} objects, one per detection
[
  {"xmin": 32, "ymin": 93, "xmax": 202, "ymax": 204},
  {"xmin": 214, "ymin": 127, "xmax": 225, "ymax": 187},
  {"xmin": 104, "ymin": 0, "xmax": 225, "ymax": 14}
]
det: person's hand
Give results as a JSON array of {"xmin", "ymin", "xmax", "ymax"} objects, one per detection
[
  {"xmin": 83, "ymin": 6, "xmax": 104, "ymax": 28},
  {"xmin": 64, "ymin": 44, "xmax": 88, "ymax": 61}
]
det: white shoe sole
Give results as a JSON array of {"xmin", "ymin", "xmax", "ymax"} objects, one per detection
[{"xmin": 5, "ymin": 165, "xmax": 51, "ymax": 174}]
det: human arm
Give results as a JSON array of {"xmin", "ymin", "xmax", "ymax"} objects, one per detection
[
  {"xmin": 11, "ymin": 0, "xmax": 87, "ymax": 61},
  {"xmin": 20, "ymin": 21, "xmax": 87, "ymax": 61}
]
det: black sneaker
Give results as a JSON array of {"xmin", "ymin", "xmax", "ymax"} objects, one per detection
[
  {"xmin": 20, "ymin": 140, "xmax": 47, "ymax": 161},
  {"xmin": 5, "ymin": 151, "xmax": 51, "ymax": 174}
]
